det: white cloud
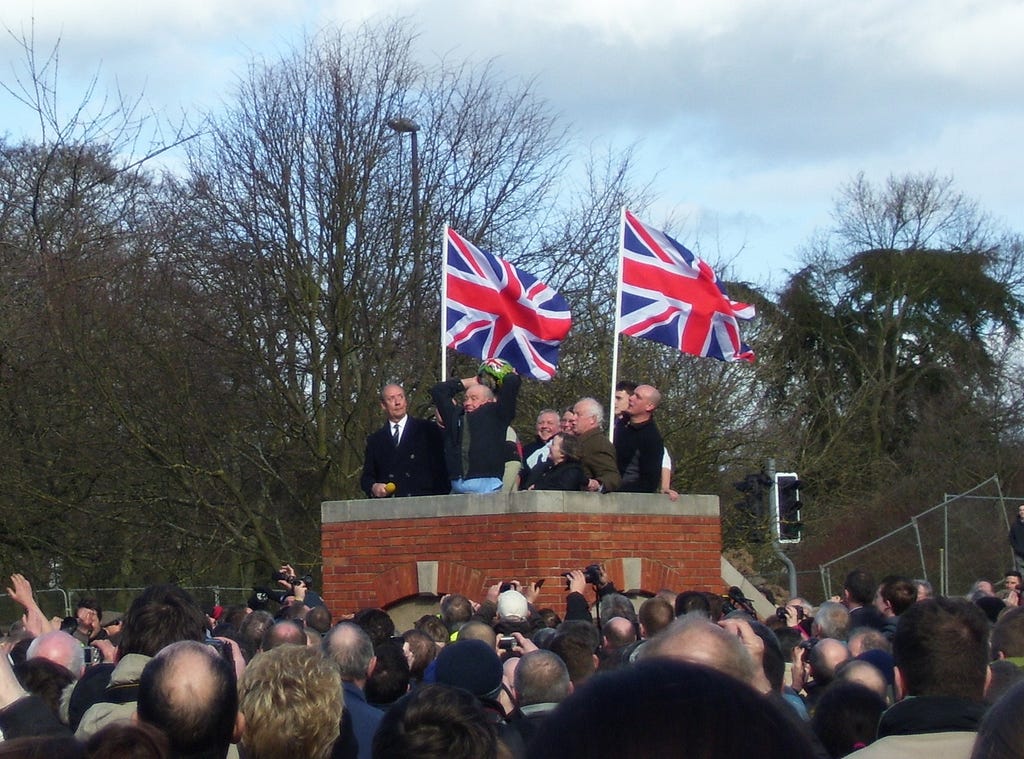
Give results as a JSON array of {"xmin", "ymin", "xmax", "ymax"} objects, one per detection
[{"xmin": 1, "ymin": 0, "xmax": 1021, "ymax": 286}]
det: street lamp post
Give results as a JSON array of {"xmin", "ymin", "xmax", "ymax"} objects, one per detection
[
  {"xmin": 387, "ymin": 116, "xmax": 428, "ymax": 352},
  {"xmin": 386, "ymin": 117, "xmax": 421, "ymax": 234}
]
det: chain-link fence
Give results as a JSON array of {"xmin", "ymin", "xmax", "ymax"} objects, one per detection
[
  {"xmin": 817, "ymin": 475, "xmax": 1018, "ymax": 600},
  {"xmin": 1, "ymin": 586, "xmax": 254, "ymax": 631}
]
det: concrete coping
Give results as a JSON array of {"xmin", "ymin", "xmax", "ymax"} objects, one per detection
[{"xmin": 322, "ymin": 490, "xmax": 719, "ymax": 524}]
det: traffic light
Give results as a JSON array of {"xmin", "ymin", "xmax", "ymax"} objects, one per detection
[
  {"xmin": 774, "ymin": 472, "xmax": 803, "ymax": 543},
  {"xmin": 733, "ymin": 472, "xmax": 772, "ymax": 518}
]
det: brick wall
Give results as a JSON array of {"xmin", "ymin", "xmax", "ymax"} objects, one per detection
[{"xmin": 321, "ymin": 491, "xmax": 721, "ymax": 613}]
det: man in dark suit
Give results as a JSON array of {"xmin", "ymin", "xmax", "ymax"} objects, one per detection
[{"xmin": 361, "ymin": 384, "xmax": 449, "ymax": 498}]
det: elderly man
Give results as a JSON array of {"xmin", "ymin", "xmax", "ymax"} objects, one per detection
[
  {"xmin": 614, "ymin": 384, "xmax": 664, "ymax": 493},
  {"xmin": 323, "ymin": 622, "xmax": 383, "ymax": 759},
  {"xmin": 361, "ymin": 383, "xmax": 449, "ymax": 498},
  {"xmin": 571, "ymin": 397, "xmax": 620, "ymax": 493},
  {"xmin": 520, "ymin": 408, "xmax": 561, "ymax": 486},
  {"xmin": 431, "ymin": 370, "xmax": 521, "ymax": 494},
  {"xmin": 136, "ymin": 640, "xmax": 241, "ymax": 759}
]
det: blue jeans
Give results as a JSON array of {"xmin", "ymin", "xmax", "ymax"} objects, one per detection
[{"xmin": 451, "ymin": 477, "xmax": 503, "ymax": 494}]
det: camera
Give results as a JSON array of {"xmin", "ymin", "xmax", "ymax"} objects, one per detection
[
  {"xmin": 83, "ymin": 645, "xmax": 102, "ymax": 666},
  {"xmin": 272, "ymin": 570, "xmax": 314, "ymax": 588},
  {"xmin": 562, "ymin": 563, "xmax": 603, "ymax": 589},
  {"xmin": 798, "ymin": 637, "xmax": 820, "ymax": 652},
  {"xmin": 777, "ymin": 605, "xmax": 806, "ymax": 623},
  {"xmin": 497, "ymin": 635, "xmax": 516, "ymax": 650}
]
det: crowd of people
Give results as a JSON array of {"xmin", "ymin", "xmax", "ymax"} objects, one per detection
[
  {"xmin": 360, "ymin": 362, "xmax": 678, "ymax": 499},
  {"xmin": 4, "ymin": 562, "xmax": 1024, "ymax": 758}
]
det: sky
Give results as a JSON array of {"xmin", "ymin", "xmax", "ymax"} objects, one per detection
[{"xmin": 2, "ymin": 0, "xmax": 1022, "ymax": 289}]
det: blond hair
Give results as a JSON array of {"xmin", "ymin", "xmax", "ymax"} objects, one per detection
[{"xmin": 239, "ymin": 644, "xmax": 343, "ymax": 759}]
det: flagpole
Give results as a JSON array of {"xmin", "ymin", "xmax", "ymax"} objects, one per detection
[
  {"xmin": 608, "ymin": 206, "xmax": 628, "ymax": 443},
  {"xmin": 441, "ymin": 225, "xmax": 449, "ymax": 381}
]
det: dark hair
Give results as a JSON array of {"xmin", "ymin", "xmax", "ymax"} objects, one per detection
[
  {"xmin": 972, "ymin": 678, "xmax": 1024, "ymax": 759},
  {"xmin": 136, "ymin": 641, "xmax": 237, "ymax": 759},
  {"xmin": 615, "ymin": 381, "xmax": 638, "ymax": 394},
  {"xmin": 555, "ymin": 620, "xmax": 600, "ymax": 652},
  {"xmin": 529, "ymin": 659, "xmax": 817, "ymax": 759},
  {"xmin": 352, "ymin": 607, "xmax": 396, "ymax": 647},
  {"xmin": 77, "ymin": 598, "xmax": 103, "ymax": 619},
  {"xmin": 305, "ymin": 605, "xmax": 332, "ymax": 635},
  {"xmin": 237, "ymin": 610, "xmax": 274, "ymax": 660},
  {"xmin": 217, "ymin": 604, "xmax": 249, "ymax": 632},
  {"xmin": 638, "ymin": 597, "xmax": 674, "ymax": 638},
  {"xmin": 118, "ymin": 585, "xmax": 207, "ymax": 658},
  {"xmin": 85, "ymin": 721, "xmax": 170, "ymax": 758},
  {"xmin": 515, "ymin": 650, "xmax": 571, "ymax": 707},
  {"xmin": 893, "ymin": 597, "xmax": 989, "ymax": 700},
  {"xmin": 535, "ymin": 608, "xmax": 561, "ymax": 629},
  {"xmin": 674, "ymin": 590, "xmax": 711, "ymax": 618},
  {"xmin": 878, "ymin": 575, "xmax": 917, "ymax": 616},
  {"xmin": 775, "ymin": 626, "xmax": 804, "ymax": 657},
  {"xmin": 991, "ymin": 606, "xmax": 1024, "ymax": 659},
  {"xmin": 365, "ymin": 640, "xmax": 411, "ymax": 707},
  {"xmin": 554, "ymin": 432, "xmax": 581, "ymax": 462},
  {"xmin": 748, "ymin": 620, "xmax": 785, "ymax": 692},
  {"xmin": 439, "ymin": 595, "xmax": 473, "ymax": 632},
  {"xmin": 401, "ymin": 629, "xmax": 438, "ymax": 681},
  {"xmin": 985, "ymin": 659, "xmax": 1024, "ymax": 706},
  {"xmin": 414, "ymin": 614, "xmax": 449, "ymax": 645},
  {"xmin": 843, "ymin": 569, "xmax": 876, "ymax": 606},
  {"xmin": 13, "ymin": 658, "xmax": 75, "ymax": 718},
  {"xmin": 372, "ymin": 684, "xmax": 497, "ymax": 759},
  {"xmin": 550, "ymin": 632, "xmax": 598, "ymax": 685},
  {"xmin": 0, "ymin": 736, "xmax": 86, "ymax": 758},
  {"xmin": 811, "ymin": 682, "xmax": 886, "ymax": 758}
]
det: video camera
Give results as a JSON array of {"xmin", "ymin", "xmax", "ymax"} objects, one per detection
[{"xmin": 563, "ymin": 563, "xmax": 602, "ymax": 589}]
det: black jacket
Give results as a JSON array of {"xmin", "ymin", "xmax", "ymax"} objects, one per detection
[
  {"xmin": 614, "ymin": 418, "xmax": 663, "ymax": 493},
  {"xmin": 431, "ymin": 374, "xmax": 520, "ymax": 480},
  {"xmin": 524, "ymin": 459, "xmax": 586, "ymax": 492},
  {"xmin": 361, "ymin": 416, "xmax": 449, "ymax": 497}
]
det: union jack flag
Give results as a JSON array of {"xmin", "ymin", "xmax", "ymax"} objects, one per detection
[
  {"xmin": 444, "ymin": 228, "xmax": 572, "ymax": 380},
  {"xmin": 619, "ymin": 210, "xmax": 755, "ymax": 362}
]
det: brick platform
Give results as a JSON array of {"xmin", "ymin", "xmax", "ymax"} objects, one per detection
[{"xmin": 321, "ymin": 491, "xmax": 721, "ymax": 613}]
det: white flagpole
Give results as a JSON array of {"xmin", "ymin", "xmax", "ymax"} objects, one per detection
[
  {"xmin": 608, "ymin": 206, "xmax": 627, "ymax": 442},
  {"xmin": 441, "ymin": 225, "xmax": 449, "ymax": 381}
]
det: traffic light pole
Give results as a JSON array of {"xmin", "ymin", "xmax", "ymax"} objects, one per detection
[{"xmin": 768, "ymin": 458, "xmax": 799, "ymax": 598}]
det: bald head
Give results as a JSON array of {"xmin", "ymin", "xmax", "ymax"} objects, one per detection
[
  {"xmin": 137, "ymin": 640, "xmax": 238, "ymax": 757},
  {"xmin": 261, "ymin": 620, "xmax": 306, "ymax": 651},
  {"xmin": 809, "ymin": 638, "xmax": 850, "ymax": 684},
  {"xmin": 641, "ymin": 614, "xmax": 757, "ymax": 686},
  {"xmin": 322, "ymin": 622, "xmax": 375, "ymax": 682},
  {"xmin": 27, "ymin": 631, "xmax": 85, "ymax": 679},
  {"xmin": 626, "ymin": 384, "xmax": 661, "ymax": 423},
  {"xmin": 463, "ymin": 383, "xmax": 495, "ymax": 412},
  {"xmin": 603, "ymin": 617, "xmax": 637, "ymax": 650},
  {"xmin": 835, "ymin": 659, "xmax": 888, "ymax": 700}
]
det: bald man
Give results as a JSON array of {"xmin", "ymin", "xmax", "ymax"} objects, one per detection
[
  {"xmin": 614, "ymin": 384, "xmax": 664, "ymax": 493},
  {"xmin": 136, "ymin": 640, "xmax": 240, "ymax": 759}
]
